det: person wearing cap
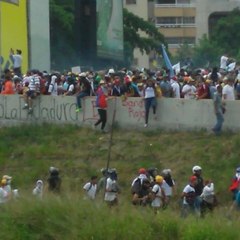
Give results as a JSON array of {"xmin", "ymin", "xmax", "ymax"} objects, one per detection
[
  {"xmin": 181, "ymin": 175, "xmax": 198, "ymax": 218},
  {"xmin": 0, "ymin": 179, "xmax": 8, "ymax": 204},
  {"xmin": 94, "ymin": 79, "xmax": 108, "ymax": 133},
  {"xmin": 196, "ymin": 77, "xmax": 211, "ymax": 100},
  {"xmin": 212, "ymin": 84, "xmax": 225, "ymax": 135},
  {"xmin": 131, "ymin": 168, "xmax": 148, "ymax": 188},
  {"xmin": 132, "ymin": 178, "xmax": 152, "ymax": 206},
  {"xmin": 192, "ymin": 165, "xmax": 204, "ymax": 212},
  {"xmin": 151, "ymin": 175, "xmax": 166, "ymax": 213},
  {"xmin": 2, "ymin": 175, "xmax": 12, "ymax": 200},
  {"xmin": 181, "ymin": 77, "xmax": 197, "ymax": 99},
  {"xmin": 75, "ymin": 73, "xmax": 92, "ymax": 112},
  {"xmin": 47, "ymin": 167, "xmax": 61, "ymax": 193},
  {"xmin": 111, "ymin": 77, "xmax": 122, "ymax": 96},
  {"xmin": 161, "ymin": 169, "xmax": 175, "ymax": 206}
]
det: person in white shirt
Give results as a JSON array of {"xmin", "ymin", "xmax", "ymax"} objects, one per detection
[
  {"xmin": 48, "ymin": 75, "xmax": 58, "ymax": 96},
  {"xmin": 151, "ymin": 175, "xmax": 165, "ymax": 213},
  {"xmin": 220, "ymin": 54, "xmax": 228, "ymax": 71},
  {"xmin": 104, "ymin": 171, "xmax": 119, "ymax": 206},
  {"xmin": 0, "ymin": 179, "xmax": 8, "ymax": 204},
  {"xmin": 10, "ymin": 48, "xmax": 22, "ymax": 77},
  {"xmin": 182, "ymin": 77, "xmax": 196, "ymax": 99},
  {"xmin": 32, "ymin": 180, "xmax": 44, "ymax": 200},
  {"xmin": 181, "ymin": 175, "xmax": 197, "ymax": 218},
  {"xmin": 222, "ymin": 77, "xmax": 235, "ymax": 100},
  {"xmin": 171, "ymin": 76, "xmax": 181, "ymax": 98},
  {"xmin": 83, "ymin": 176, "xmax": 98, "ymax": 200}
]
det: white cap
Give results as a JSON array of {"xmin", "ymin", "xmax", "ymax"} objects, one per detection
[
  {"xmin": 192, "ymin": 165, "xmax": 202, "ymax": 173},
  {"xmin": 108, "ymin": 69, "xmax": 115, "ymax": 74}
]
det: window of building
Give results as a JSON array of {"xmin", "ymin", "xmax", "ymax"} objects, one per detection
[
  {"xmin": 126, "ymin": 0, "xmax": 137, "ymax": 4},
  {"xmin": 165, "ymin": 37, "xmax": 196, "ymax": 44},
  {"xmin": 156, "ymin": 0, "xmax": 191, "ymax": 3},
  {"xmin": 156, "ymin": 16, "xmax": 195, "ymax": 25}
]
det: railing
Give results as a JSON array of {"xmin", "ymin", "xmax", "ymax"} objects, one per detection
[
  {"xmin": 155, "ymin": 23, "xmax": 196, "ymax": 28},
  {"xmin": 155, "ymin": 3, "xmax": 195, "ymax": 8}
]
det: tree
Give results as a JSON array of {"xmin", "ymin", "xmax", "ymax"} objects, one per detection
[
  {"xmin": 211, "ymin": 8, "xmax": 240, "ymax": 58},
  {"xmin": 123, "ymin": 8, "xmax": 166, "ymax": 65},
  {"xmin": 49, "ymin": 0, "xmax": 77, "ymax": 70}
]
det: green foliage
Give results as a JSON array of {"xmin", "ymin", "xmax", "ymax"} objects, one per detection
[
  {"xmin": 123, "ymin": 8, "xmax": 166, "ymax": 63},
  {"xmin": 211, "ymin": 8, "xmax": 240, "ymax": 57},
  {"xmin": 0, "ymin": 125, "xmax": 240, "ymax": 238}
]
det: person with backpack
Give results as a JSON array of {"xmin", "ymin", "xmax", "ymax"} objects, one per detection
[
  {"xmin": 83, "ymin": 176, "xmax": 98, "ymax": 200},
  {"xmin": 47, "ymin": 167, "xmax": 61, "ymax": 194},
  {"xmin": 94, "ymin": 80, "xmax": 108, "ymax": 133},
  {"xmin": 181, "ymin": 175, "xmax": 198, "ymax": 218},
  {"xmin": 151, "ymin": 175, "xmax": 166, "ymax": 213},
  {"xmin": 132, "ymin": 178, "xmax": 152, "ymax": 206},
  {"xmin": 104, "ymin": 169, "xmax": 120, "ymax": 207}
]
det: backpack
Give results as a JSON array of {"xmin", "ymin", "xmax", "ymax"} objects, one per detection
[{"xmin": 131, "ymin": 178, "xmax": 141, "ymax": 194}]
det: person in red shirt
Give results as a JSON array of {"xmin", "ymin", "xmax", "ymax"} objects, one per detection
[
  {"xmin": 1, "ymin": 76, "xmax": 15, "ymax": 94},
  {"xmin": 196, "ymin": 78, "xmax": 210, "ymax": 99}
]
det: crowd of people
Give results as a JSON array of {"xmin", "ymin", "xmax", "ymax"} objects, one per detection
[
  {"xmin": 1, "ymin": 52, "xmax": 240, "ymax": 131},
  {"xmin": 1, "ymin": 165, "xmax": 240, "ymax": 218}
]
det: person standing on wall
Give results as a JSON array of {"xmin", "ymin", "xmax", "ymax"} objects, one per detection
[{"xmin": 9, "ymin": 48, "xmax": 22, "ymax": 77}]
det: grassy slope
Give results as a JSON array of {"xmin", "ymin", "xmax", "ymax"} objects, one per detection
[{"xmin": 0, "ymin": 125, "xmax": 240, "ymax": 239}]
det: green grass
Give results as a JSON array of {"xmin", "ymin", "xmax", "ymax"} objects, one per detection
[{"xmin": 0, "ymin": 124, "xmax": 240, "ymax": 239}]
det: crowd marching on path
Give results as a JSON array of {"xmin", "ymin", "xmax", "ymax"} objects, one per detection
[
  {"xmin": 1, "ymin": 50, "xmax": 240, "ymax": 133},
  {"xmin": 1, "ymin": 165, "xmax": 240, "ymax": 218}
]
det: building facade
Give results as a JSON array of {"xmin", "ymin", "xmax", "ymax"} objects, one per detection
[
  {"xmin": 124, "ymin": 0, "xmax": 150, "ymax": 69},
  {"xmin": 154, "ymin": 0, "xmax": 240, "ymax": 54}
]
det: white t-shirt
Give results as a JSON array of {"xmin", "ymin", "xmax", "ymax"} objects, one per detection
[
  {"xmin": 220, "ymin": 55, "xmax": 228, "ymax": 69},
  {"xmin": 161, "ymin": 180, "xmax": 174, "ymax": 197},
  {"xmin": 12, "ymin": 54, "xmax": 22, "ymax": 68},
  {"xmin": 48, "ymin": 76, "xmax": 58, "ymax": 96},
  {"xmin": 222, "ymin": 84, "xmax": 235, "ymax": 100},
  {"xmin": 83, "ymin": 182, "xmax": 97, "ymax": 200},
  {"xmin": 151, "ymin": 184, "xmax": 163, "ymax": 207},
  {"xmin": 200, "ymin": 183, "xmax": 214, "ymax": 203},
  {"xmin": 182, "ymin": 184, "xmax": 195, "ymax": 205},
  {"xmin": 0, "ymin": 187, "xmax": 8, "ymax": 204},
  {"xmin": 182, "ymin": 84, "xmax": 196, "ymax": 99},
  {"xmin": 32, "ymin": 186, "xmax": 43, "ymax": 199},
  {"xmin": 171, "ymin": 82, "xmax": 180, "ymax": 98},
  {"xmin": 104, "ymin": 178, "xmax": 117, "ymax": 202},
  {"xmin": 144, "ymin": 87, "xmax": 155, "ymax": 99}
]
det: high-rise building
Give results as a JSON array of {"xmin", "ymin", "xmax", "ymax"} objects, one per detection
[{"xmin": 154, "ymin": 0, "xmax": 240, "ymax": 54}]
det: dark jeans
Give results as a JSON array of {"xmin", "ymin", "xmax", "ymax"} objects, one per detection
[
  {"xmin": 76, "ymin": 92, "xmax": 89, "ymax": 108},
  {"xmin": 144, "ymin": 97, "xmax": 156, "ymax": 124},
  {"xmin": 213, "ymin": 112, "xmax": 224, "ymax": 134},
  {"xmin": 95, "ymin": 109, "xmax": 107, "ymax": 130}
]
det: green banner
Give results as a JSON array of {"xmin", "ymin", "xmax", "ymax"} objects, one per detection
[{"xmin": 97, "ymin": 0, "xmax": 123, "ymax": 61}]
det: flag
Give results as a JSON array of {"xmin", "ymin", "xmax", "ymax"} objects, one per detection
[
  {"xmin": 161, "ymin": 44, "xmax": 174, "ymax": 77},
  {"xmin": 227, "ymin": 62, "xmax": 236, "ymax": 72},
  {"xmin": 172, "ymin": 62, "xmax": 180, "ymax": 75}
]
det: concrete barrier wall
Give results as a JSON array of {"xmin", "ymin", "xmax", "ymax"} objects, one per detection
[{"xmin": 0, "ymin": 95, "xmax": 239, "ymax": 131}]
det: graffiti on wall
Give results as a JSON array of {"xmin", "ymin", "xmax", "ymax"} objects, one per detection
[
  {"xmin": 121, "ymin": 98, "xmax": 145, "ymax": 122},
  {"xmin": 0, "ymin": 96, "xmax": 80, "ymax": 122}
]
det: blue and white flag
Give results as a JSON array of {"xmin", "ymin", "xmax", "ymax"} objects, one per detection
[{"xmin": 161, "ymin": 44, "xmax": 174, "ymax": 77}]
